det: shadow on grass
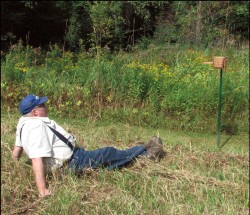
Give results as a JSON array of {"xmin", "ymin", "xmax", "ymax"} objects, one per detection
[{"xmin": 220, "ymin": 135, "xmax": 233, "ymax": 149}]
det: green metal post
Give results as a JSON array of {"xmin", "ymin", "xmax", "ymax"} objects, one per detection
[{"xmin": 217, "ymin": 68, "xmax": 223, "ymax": 148}]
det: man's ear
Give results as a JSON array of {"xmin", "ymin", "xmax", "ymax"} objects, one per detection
[{"xmin": 31, "ymin": 109, "xmax": 37, "ymax": 116}]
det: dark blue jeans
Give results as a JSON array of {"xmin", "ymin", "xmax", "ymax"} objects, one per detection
[{"xmin": 67, "ymin": 146, "xmax": 147, "ymax": 172}]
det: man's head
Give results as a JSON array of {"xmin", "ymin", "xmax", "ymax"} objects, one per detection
[{"xmin": 18, "ymin": 94, "xmax": 48, "ymax": 117}]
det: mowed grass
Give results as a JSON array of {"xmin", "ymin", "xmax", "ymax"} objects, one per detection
[{"xmin": 1, "ymin": 111, "xmax": 249, "ymax": 215}]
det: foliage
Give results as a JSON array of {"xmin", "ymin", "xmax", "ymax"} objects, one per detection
[
  {"xmin": 64, "ymin": 1, "xmax": 92, "ymax": 51},
  {"xmin": 1, "ymin": 42, "xmax": 249, "ymax": 134},
  {"xmin": 1, "ymin": 1, "xmax": 248, "ymax": 51},
  {"xmin": 155, "ymin": 1, "xmax": 249, "ymax": 48},
  {"xmin": 90, "ymin": 1, "xmax": 124, "ymax": 49}
]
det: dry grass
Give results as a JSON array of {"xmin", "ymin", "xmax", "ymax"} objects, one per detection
[{"xmin": 1, "ymin": 112, "xmax": 249, "ymax": 215}]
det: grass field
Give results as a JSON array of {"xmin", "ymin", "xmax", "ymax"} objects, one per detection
[{"xmin": 1, "ymin": 111, "xmax": 249, "ymax": 215}]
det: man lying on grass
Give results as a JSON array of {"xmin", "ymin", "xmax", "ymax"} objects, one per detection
[{"xmin": 12, "ymin": 94, "xmax": 166, "ymax": 197}]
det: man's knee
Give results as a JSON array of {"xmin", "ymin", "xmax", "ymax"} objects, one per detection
[{"xmin": 103, "ymin": 146, "xmax": 117, "ymax": 155}]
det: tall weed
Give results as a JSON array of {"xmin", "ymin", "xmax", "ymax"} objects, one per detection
[{"xmin": 1, "ymin": 43, "xmax": 248, "ymax": 133}]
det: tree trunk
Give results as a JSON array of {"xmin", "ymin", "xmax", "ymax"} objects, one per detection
[{"xmin": 196, "ymin": 1, "xmax": 202, "ymax": 46}]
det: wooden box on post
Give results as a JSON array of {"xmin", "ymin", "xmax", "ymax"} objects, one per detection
[
  {"xmin": 204, "ymin": 56, "xmax": 227, "ymax": 70},
  {"xmin": 213, "ymin": 57, "xmax": 227, "ymax": 70}
]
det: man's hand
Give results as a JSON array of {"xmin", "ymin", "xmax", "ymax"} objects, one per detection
[{"xmin": 39, "ymin": 189, "xmax": 52, "ymax": 198}]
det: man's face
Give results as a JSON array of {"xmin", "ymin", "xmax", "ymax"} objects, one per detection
[{"xmin": 32, "ymin": 103, "xmax": 48, "ymax": 117}]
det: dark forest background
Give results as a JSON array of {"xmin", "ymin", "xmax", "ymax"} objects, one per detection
[{"xmin": 1, "ymin": 1, "xmax": 249, "ymax": 52}]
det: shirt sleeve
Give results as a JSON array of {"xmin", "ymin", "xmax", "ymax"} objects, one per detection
[
  {"xmin": 15, "ymin": 127, "xmax": 23, "ymax": 147},
  {"xmin": 26, "ymin": 120, "xmax": 52, "ymax": 158}
]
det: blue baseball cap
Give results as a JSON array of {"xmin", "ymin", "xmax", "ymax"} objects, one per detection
[{"xmin": 18, "ymin": 94, "xmax": 48, "ymax": 115}]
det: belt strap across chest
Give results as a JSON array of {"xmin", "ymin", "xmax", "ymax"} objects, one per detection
[{"xmin": 47, "ymin": 126, "xmax": 74, "ymax": 151}]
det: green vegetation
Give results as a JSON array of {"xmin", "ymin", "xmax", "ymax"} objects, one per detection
[
  {"xmin": 1, "ymin": 113, "xmax": 248, "ymax": 214},
  {"xmin": 1, "ymin": 2, "xmax": 248, "ymax": 134},
  {"xmin": 1, "ymin": 1, "xmax": 249, "ymax": 51},
  {"xmin": 1, "ymin": 41, "xmax": 249, "ymax": 214},
  {"xmin": 1, "ymin": 41, "xmax": 249, "ymax": 134},
  {"xmin": 1, "ymin": 1, "xmax": 249, "ymax": 214}
]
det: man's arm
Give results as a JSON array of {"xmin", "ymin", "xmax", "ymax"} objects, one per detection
[
  {"xmin": 12, "ymin": 146, "xmax": 23, "ymax": 161},
  {"xmin": 31, "ymin": 157, "xmax": 51, "ymax": 197}
]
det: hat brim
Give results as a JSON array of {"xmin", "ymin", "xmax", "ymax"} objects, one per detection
[{"xmin": 37, "ymin": 96, "xmax": 48, "ymax": 105}]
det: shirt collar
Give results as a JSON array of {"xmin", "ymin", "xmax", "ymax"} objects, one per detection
[{"xmin": 20, "ymin": 116, "xmax": 51, "ymax": 123}]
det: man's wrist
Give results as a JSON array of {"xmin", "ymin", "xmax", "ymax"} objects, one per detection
[{"xmin": 13, "ymin": 155, "xmax": 20, "ymax": 161}]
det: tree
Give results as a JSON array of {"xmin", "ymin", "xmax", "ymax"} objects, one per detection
[
  {"xmin": 64, "ymin": 1, "xmax": 92, "ymax": 51},
  {"xmin": 1, "ymin": 1, "xmax": 249, "ymax": 51},
  {"xmin": 89, "ymin": 1, "xmax": 124, "ymax": 51},
  {"xmin": 227, "ymin": 1, "xmax": 249, "ymax": 40},
  {"xmin": 1, "ymin": 1, "xmax": 28, "ymax": 49}
]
